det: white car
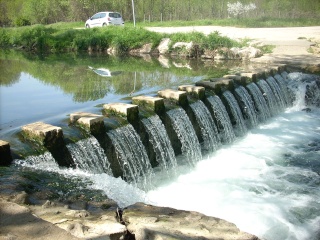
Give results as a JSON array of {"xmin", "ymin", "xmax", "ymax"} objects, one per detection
[{"xmin": 85, "ymin": 12, "xmax": 124, "ymax": 28}]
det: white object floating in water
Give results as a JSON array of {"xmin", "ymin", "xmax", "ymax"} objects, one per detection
[{"xmin": 89, "ymin": 66, "xmax": 112, "ymax": 77}]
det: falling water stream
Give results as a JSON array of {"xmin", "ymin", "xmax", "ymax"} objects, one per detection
[{"xmin": 12, "ymin": 73, "xmax": 320, "ymax": 240}]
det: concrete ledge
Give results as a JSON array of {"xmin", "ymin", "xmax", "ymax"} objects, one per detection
[
  {"xmin": 132, "ymin": 96, "xmax": 165, "ymax": 115},
  {"xmin": 70, "ymin": 112, "xmax": 105, "ymax": 134},
  {"xmin": 240, "ymin": 73, "xmax": 257, "ymax": 83},
  {"xmin": 178, "ymin": 85, "xmax": 205, "ymax": 100},
  {"xmin": 70, "ymin": 112, "xmax": 104, "ymax": 124},
  {"xmin": 196, "ymin": 79, "xmax": 234, "ymax": 95},
  {"xmin": 158, "ymin": 89, "xmax": 188, "ymax": 106},
  {"xmin": 0, "ymin": 140, "xmax": 12, "ymax": 166},
  {"xmin": 22, "ymin": 122, "xmax": 63, "ymax": 145},
  {"xmin": 103, "ymin": 103, "xmax": 139, "ymax": 123}
]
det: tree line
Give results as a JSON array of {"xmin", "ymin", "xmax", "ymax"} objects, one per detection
[{"xmin": 1, "ymin": 0, "xmax": 319, "ymax": 26}]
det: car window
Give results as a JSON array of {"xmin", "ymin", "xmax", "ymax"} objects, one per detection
[
  {"xmin": 100, "ymin": 13, "xmax": 106, "ymax": 18},
  {"xmin": 91, "ymin": 13, "xmax": 100, "ymax": 20},
  {"xmin": 109, "ymin": 12, "xmax": 121, "ymax": 18}
]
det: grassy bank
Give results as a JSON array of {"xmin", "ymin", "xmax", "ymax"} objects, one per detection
[
  {"xmin": 0, "ymin": 24, "xmax": 248, "ymax": 54},
  {"xmin": 137, "ymin": 17, "xmax": 320, "ymax": 28}
]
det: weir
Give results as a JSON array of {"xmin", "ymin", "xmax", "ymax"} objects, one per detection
[{"xmin": 2, "ymin": 65, "xmax": 319, "ymax": 188}]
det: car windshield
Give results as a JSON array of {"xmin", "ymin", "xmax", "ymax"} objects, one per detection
[{"xmin": 109, "ymin": 12, "xmax": 121, "ymax": 18}]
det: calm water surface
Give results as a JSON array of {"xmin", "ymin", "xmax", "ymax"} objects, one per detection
[{"xmin": 1, "ymin": 51, "xmax": 243, "ymax": 141}]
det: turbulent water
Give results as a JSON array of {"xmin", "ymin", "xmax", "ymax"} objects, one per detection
[{"xmin": 13, "ymin": 73, "xmax": 320, "ymax": 240}]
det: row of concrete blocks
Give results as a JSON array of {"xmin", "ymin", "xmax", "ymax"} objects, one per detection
[{"xmin": 0, "ymin": 65, "xmax": 287, "ymax": 168}]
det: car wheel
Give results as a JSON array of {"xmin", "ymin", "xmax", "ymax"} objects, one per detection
[
  {"xmin": 102, "ymin": 23, "xmax": 107, "ymax": 27},
  {"xmin": 85, "ymin": 24, "xmax": 90, "ymax": 28}
]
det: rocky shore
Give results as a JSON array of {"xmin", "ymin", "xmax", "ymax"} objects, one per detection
[{"xmin": 0, "ymin": 193, "xmax": 259, "ymax": 240}]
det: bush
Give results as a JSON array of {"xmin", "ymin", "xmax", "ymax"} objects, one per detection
[
  {"xmin": 204, "ymin": 31, "xmax": 240, "ymax": 50},
  {"xmin": 15, "ymin": 17, "xmax": 31, "ymax": 27},
  {"xmin": 0, "ymin": 29, "xmax": 11, "ymax": 47},
  {"xmin": 12, "ymin": 25, "xmax": 55, "ymax": 51}
]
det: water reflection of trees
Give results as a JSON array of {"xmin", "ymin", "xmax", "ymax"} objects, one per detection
[
  {"xmin": 0, "ymin": 60, "xmax": 22, "ymax": 86},
  {"xmin": 1, "ymin": 51, "xmax": 233, "ymax": 102}
]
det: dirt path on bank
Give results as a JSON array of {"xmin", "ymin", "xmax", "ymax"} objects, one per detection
[{"xmin": 147, "ymin": 26, "xmax": 320, "ymax": 65}]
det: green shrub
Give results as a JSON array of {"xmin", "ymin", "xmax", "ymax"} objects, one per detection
[
  {"xmin": 0, "ymin": 29, "xmax": 11, "ymax": 47},
  {"xmin": 12, "ymin": 25, "xmax": 55, "ymax": 51},
  {"xmin": 204, "ymin": 31, "xmax": 239, "ymax": 50},
  {"xmin": 15, "ymin": 17, "xmax": 31, "ymax": 27}
]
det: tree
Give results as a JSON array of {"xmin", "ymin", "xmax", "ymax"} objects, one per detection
[{"xmin": 227, "ymin": 1, "xmax": 256, "ymax": 18}]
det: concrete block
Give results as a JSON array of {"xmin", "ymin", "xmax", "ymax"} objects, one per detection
[
  {"xmin": 70, "ymin": 112, "xmax": 104, "ymax": 125},
  {"xmin": 0, "ymin": 140, "xmax": 12, "ymax": 166},
  {"xmin": 70, "ymin": 112, "xmax": 105, "ymax": 134},
  {"xmin": 132, "ymin": 96, "xmax": 165, "ymax": 115},
  {"xmin": 178, "ymin": 85, "xmax": 205, "ymax": 100},
  {"xmin": 196, "ymin": 79, "xmax": 234, "ymax": 95},
  {"xmin": 103, "ymin": 103, "xmax": 139, "ymax": 123},
  {"xmin": 158, "ymin": 89, "xmax": 188, "ymax": 106},
  {"xmin": 240, "ymin": 72, "xmax": 257, "ymax": 83},
  {"xmin": 22, "ymin": 122, "xmax": 63, "ymax": 145}
]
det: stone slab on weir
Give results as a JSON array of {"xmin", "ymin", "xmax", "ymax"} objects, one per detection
[
  {"xmin": 22, "ymin": 122, "xmax": 63, "ymax": 145},
  {"xmin": 196, "ymin": 78, "xmax": 234, "ymax": 95},
  {"xmin": 158, "ymin": 89, "xmax": 188, "ymax": 106},
  {"xmin": 70, "ymin": 112, "xmax": 104, "ymax": 125},
  {"xmin": 103, "ymin": 103, "xmax": 139, "ymax": 123},
  {"xmin": 0, "ymin": 140, "xmax": 12, "ymax": 166},
  {"xmin": 70, "ymin": 112, "xmax": 105, "ymax": 134},
  {"xmin": 132, "ymin": 96, "xmax": 165, "ymax": 115},
  {"xmin": 178, "ymin": 85, "xmax": 205, "ymax": 100}
]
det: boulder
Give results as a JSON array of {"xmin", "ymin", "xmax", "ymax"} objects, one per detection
[
  {"xmin": 231, "ymin": 46, "xmax": 262, "ymax": 60},
  {"xmin": 158, "ymin": 38, "xmax": 171, "ymax": 55}
]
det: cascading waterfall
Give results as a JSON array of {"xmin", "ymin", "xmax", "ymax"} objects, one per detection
[
  {"xmin": 107, "ymin": 124, "xmax": 154, "ymax": 188},
  {"xmin": 206, "ymin": 95, "xmax": 236, "ymax": 143},
  {"xmin": 234, "ymin": 86, "xmax": 259, "ymax": 128},
  {"xmin": 257, "ymin": 79, "xmax": 280, "ymax": 115},
  {"xmin": 141, "ymin": 115, "xmax": 177, "ymax": 170},
  {"xmin": 274, "ymin": 74, "xmax": 291, "ymax": 106},
  {"xmin": 286, "ymin": 72, "xmax": 320, "ymax": 108},
  {"xmin": 66, "ymin": 136, "xmax": 113, "ymax": 175},
  {"xmin": 246, "ymin": 82, "xmax": 271, "ymax": 122},
  {"xmin": 222, "ymin": 90, "xmax": 247, "ymax": 136},
  {"xmin": 190, "ymin": 100, "xmax": 221, "ymax": 151},
  {"xmin": 167, "ymin": 108, "xmax": 202, "ymax": 166},
  {"xmin": 266, "ymin": 76, "xmax": 287, "ymax": 110},
  {"xmin": 146, "ymin": 73, "xmax": 320, "ymax": 240}
]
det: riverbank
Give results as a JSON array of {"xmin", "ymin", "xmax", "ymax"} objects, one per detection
[
  {"xmin": 147, "ymin": 25, "xmax": 320, "ymax": 69},
  {"xmin": 0, "ymin": 187, "xmax": 259, "ymax": 240}
]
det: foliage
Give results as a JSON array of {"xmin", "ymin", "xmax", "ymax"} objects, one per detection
[
  {"xmin": 227, "ymin": 1, "xmax": 256, "ymax": 18},
  {"xmin": 0, "ymin": 29, "xmax": 10, "ymax": 47},
  {"xmin": 0, "ymin": 24, "xmax": 245, "ymax": 54},
  {"xmin": 1, "ymin": 0, "xmax": 319, "ymax": 27},
  {"xmin": 204, "ymin": 31, "xmax": 241, "ymax": 50},
  {"xmin": 15, "ymin": 17, "xmax": 31, "ymax": 27},
  {"xmin": 11, "ymin": 25, "xmax": 55, "ymax": 51}
]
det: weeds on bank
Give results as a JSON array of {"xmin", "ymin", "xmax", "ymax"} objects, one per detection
[{"xmin": 0, "ymin": 24, "xmax": 250, "ymax": 54}]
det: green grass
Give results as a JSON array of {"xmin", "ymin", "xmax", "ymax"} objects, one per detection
[{"xmin": 137, "ymin": 17, "xmax": 320, "ymax": 28}]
